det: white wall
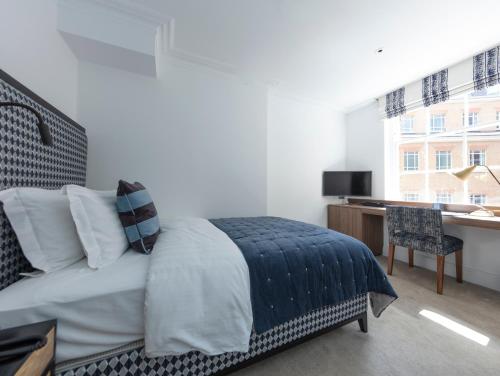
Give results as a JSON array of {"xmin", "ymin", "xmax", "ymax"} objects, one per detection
[
  {"xmin": 1, "ymin": 0, "xmax": 78, "ymax": 119},
  {"xmin": 78, "ymin": 59, "xmax": 268, "ymax": 219},
  {"xmin": 345, "ymin": 102, "xmax": 385, "ymax": 199},
  {"xmin": 267, "ymin": 93, "xmax": 346, "ymax": 226},
  {"xmin": 346, "ymin": 103, "xmax": 500, "ymax": 292},
  {"xmin": 0, "ymin": 1, "xmax": 348, "ymax": 226}
]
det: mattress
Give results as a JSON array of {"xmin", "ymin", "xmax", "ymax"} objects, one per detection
[{"xmin": 0, "ymin": 249, "xmax": 149, "ymax": 363}]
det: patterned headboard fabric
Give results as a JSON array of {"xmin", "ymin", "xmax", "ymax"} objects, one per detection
[{"xmin": 0, "ymin": 70, "xmax": 87, "ymax": 290}]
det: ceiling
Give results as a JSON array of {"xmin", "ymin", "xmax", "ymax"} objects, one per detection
[{"xmin": 139, "ymin": 0, "xmax": 500, "ymax": 111}]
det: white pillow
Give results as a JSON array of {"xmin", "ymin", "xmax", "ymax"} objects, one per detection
[
  {"xmin": 0, "ymin": 187, "xmax": 84, "ymax": 273},
  {"xmin": 64, "ymin": 185, "xmax": 129, "ymax": 269}
]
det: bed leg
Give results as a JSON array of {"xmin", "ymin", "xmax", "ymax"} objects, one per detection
[{"xmin": 357, "ymin": 312, "xmax": 368, "ymax": 333}]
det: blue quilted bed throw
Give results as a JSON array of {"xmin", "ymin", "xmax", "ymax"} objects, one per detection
[{"xmin": 210, "ymin": 217, "xmax": 397, "ymax": 333}]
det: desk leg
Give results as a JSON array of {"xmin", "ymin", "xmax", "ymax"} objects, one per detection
[
  {"xmin": 437, "ymin": 255, "xmax": 445, "ymax": 294},
  {"xmin": 408, "ymin": 248, "xmax": 414, "ymax": 268},
  {"xmin": 455, "ymin": 250, "xmax": 463, "ymax": 283},
  {"xmin": 387, "ymin": 243, "xmax": 395, "ymax": 275}
]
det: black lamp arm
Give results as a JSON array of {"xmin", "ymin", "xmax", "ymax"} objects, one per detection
[
  {"xmin": 483, "ymin": 165, "xmax": 500, "ymax": 186},
  {"xmin": 0, "ymin": 102, "xmax": 53, "ymax": 145}
]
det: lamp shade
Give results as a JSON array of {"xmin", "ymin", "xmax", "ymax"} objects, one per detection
[{"xmin": 452, "ymin": 165, "xmax": 477, "ymax": 181}]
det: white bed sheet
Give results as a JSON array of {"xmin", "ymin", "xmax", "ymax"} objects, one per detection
[
  {"xmin": 0, "ymin": 249, "xmax": 149, "ymax": 363},
  {"xmin": 145, "ymin": 218, "xmax": 252, "ymax": 357}
]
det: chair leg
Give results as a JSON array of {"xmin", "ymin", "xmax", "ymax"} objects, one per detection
[
  {"xmin": 437, "ymin": 255, "xmax": 445, "ymax": 294},
  {"xmin": 387, "ymin": 243, "xmax": 395, "ymax": 275},
  {"xmin": 455, "ymin": 250, "xmax": 463, "ymax": 283},
  {"xmin": 408, "ymin": 248, "xmax": 414, "ymax": 268}
]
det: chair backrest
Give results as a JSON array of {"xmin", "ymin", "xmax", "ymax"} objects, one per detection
[{"xmin": 386, "ymin": 206, "xmax": 444, "ymax": 245}]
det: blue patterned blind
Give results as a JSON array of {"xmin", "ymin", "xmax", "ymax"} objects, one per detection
[
  {"xmin": 473, "ymin": 46, "xmax": 500, "ymax": 91},
  {"xmin": 385, "ymin": 87, "xmax": 406, "ymax": 118},
  {"xmin": 422, "ymin": 69, "xmax": 449, "ymax": 107}
]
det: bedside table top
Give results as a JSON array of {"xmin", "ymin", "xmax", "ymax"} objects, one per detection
[{"xmin": 0, "ymin": 320, "xmax": 57, "ymax": 376}]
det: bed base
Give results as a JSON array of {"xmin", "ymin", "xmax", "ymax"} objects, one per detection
[{"xmin": 56, "ymin": 294, "xmax": 367, "ymax": 376}]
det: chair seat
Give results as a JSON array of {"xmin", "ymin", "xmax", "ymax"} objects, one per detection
[
  {"xmin": 442, "ymin": 235, "xmax": 464, "ymax": 255},
  {"xmin": 392, "ymin": 233, "xmax": 463, "ymax": 256}
]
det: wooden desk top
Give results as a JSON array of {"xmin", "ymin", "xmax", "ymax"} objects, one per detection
[{"xmin": 329, "ymin": 203, "xmax": 500, "ymax": 230}]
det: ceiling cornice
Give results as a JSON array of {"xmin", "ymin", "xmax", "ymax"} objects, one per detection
[
  {"xmin": 58, "ymin": 0, "xmax": 169, "ymax": 26},
  {"xmin": 157, "ymin": 21, "xmax": 237, "ymax": 75}
]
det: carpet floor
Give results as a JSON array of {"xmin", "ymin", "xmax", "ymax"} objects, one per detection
[{"xmin": 232, "ymin": 256, "xmax": 500, "ymax": 376}]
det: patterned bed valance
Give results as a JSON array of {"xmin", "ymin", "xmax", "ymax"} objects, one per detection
[
  {"xmin": 422, "ymin": 69, "xmax": 449, "ymax": 107},
  {"xmin": 473, "ymin": 46, "xmax": 499, "ymax": 91},
  {"xmin": 385, "ymin": 87, "xmax": 406, "ymax": 118}
]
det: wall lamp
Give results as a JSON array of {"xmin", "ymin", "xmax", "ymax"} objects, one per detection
[
  {"xmin": 0, "ymin": 102, "xmax": 53, "ymax": 145},
  {"xmin": 452, "ymin": 165, "xmax": 500, "ymax": 217}
]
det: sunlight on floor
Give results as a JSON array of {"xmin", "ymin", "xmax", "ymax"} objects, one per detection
[{"xmin": 419, "ymin": 309, "xmax": 490, "ymax": 346}]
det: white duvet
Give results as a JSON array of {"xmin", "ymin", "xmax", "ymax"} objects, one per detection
[{"xmin": 145, "ymin": 218, "xmax": 253, "ymax": 357}]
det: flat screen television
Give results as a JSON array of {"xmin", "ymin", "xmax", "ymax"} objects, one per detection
[{"xmin": 322, "ymin": 171, "xmax": 372, "ymax": 197}]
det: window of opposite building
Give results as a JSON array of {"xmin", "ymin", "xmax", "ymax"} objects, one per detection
[
  {"xmin": 435, "ymin": 151, "xmax": 452, "ymax": 170},
  {"xmin": 430, "ymin": 114, "xmax": 446, "ymax": 133},
  {"xmin": 436, "ymin": 192, "xmax": 452, "ymax": 203},
  {"xmin": 404, "ymin": 151, "xmax": 419, "ymax": 171},
  {"xmin": 469, "ymin": 150, "xmax": 486, "ymax": 166},
  {"xmin": 469, "ymin": 194, "xmax": 486, "ymax": 205},
  {"xmin": 463, "ymin": 111, "xmax": 479, "ymax": 127},
  {"xmin": 400, "ymin": 116, "xmax": 414, "ymax": 133},
  {"xmin": 404, "ymin": 193, "xmax": 420, "ymax": 201}
]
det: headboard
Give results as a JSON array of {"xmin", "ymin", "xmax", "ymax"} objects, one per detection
[{"xmin": 0, "ymin": 70, "xmax": 88, "ymax": 290}]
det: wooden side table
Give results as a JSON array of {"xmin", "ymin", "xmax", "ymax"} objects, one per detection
[{"xmin": 0, "ymin": 320, "xmax": 57, "ymax": 376}]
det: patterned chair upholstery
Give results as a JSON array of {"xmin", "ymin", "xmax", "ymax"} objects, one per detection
[{"xmin": 386, "ymin": 206, "xmax": 463, "ymax": 294}]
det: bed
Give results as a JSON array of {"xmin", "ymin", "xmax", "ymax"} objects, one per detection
[{"xmin": 0, "ymin": 69, "xmax": 396, "ymax": 376}]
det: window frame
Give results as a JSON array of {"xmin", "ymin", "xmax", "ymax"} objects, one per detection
[{"xmin": 385, "ymin": 85, "xmax": 500, "ymax": 206}]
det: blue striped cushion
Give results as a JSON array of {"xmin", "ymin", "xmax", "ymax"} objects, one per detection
[{"xmin": 116, "ymin": 180, "xmax": 160, "ymax": 254}]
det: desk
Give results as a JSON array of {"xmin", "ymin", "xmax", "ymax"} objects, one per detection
[{"xmin": 327, "ymin": 202, "xmax": 500, "ymax": 256}]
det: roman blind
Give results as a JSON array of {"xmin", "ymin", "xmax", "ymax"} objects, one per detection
[
  {"xmin": 379, "ymin": 44, "xmax": 500, "ymax": 118},
  {"xmin": 473, "ymin": 47, "xmax": 500, "ymax": 90}
]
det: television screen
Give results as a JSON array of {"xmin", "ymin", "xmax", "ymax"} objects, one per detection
[{"xmin": 323, "ymin": 171, "xmax": 372, "ymax": 196}]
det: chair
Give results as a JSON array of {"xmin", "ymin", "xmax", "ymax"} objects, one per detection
[{"xmin": 386, "ymin": 206, "xmax": 463, "ymax": 294}]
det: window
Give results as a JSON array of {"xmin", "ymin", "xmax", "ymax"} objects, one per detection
[
  {"xmin": 436, "ymin": 192, "xmax": 452, "ymax": 204},
  {"xmin": 430, "ymin": 114, "xmax": 446, "ymax": 133},
  {"xmin": 403, "ymin": 193, "xmax": 420, "ymax": 202},
  {"xmin": 463, "ymin": 112, "xmax": 479, "ymax": 127},
  {"xmin": 469, "ymin": 194, "xmax": 486, "ymax": 205},
  {"xmin": 404, "ymin": 151, "xmax": 419, "ymax": 171},
  {"xmin": 400, "ymin": 116, "xmax": 414, "ymax": 133},
  {"xmin": 435, "ymin": 151, "xmax": 451, "ymax": 170},
  {"xmin": 385, "ymin": 84, "xmax": 500, "ymax": 205},
  {"xmin": 469, "ymin": 150, "xmax": 485, "ymax": 166}
]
